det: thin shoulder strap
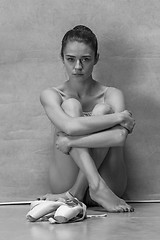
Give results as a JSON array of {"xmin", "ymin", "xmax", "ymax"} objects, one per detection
[
  {"xmin": 53, "ymin": 87, "xmax": 66, "ymax": 101},
  {"xmin": 103, "ymin": 86, "xmax": 109, "ymax": 102}
]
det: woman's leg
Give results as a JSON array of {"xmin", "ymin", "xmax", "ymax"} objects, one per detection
[
  {"xmin": 92, "ymin": 103, "xmax": 127, "ymax": 197},
  {"xmin": 40, "ymin": 98, "xmax": 83, "ymax": 201},
  {"xmin": 83, "ymin": 103, "xmax": 128, "ymax": 207},
  {"xmin": 63, "ymin": 101, "xmax": 133, "ymax": 212},
  {"xmin": 61, "ymin": 101, "xmax": 110, "ymax": 201},
  {"xmin": 61, "ymin": 98, "xmax": 102, "ymax": 199},
  {"xmin": 43, "ymin": 100, "xmax": 132, "ymax": 212},
  {"xmin": 69, "ymin": 142, "xmax": 132, "ymax": 213}
]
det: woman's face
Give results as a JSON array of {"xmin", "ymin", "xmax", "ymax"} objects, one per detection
[{"xmin": 62, "ymin": 41, "xmax": 98, "ymax": 81}]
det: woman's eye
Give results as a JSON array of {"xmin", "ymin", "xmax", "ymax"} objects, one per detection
[
  {"xmin": 67, "ymin": 58, "xmax": 75, "ymax": 62},
  {"xmin": 82, "ymin": 58, "xmax": 90, "ymax": 62}
]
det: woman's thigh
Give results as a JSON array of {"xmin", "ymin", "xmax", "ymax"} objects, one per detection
[
  {"xmin": 49, "ymin": 98, "xmax": 83, "ymax": 194},
  {"xmin": 49, "ymin": 143, "xmax": 79, "ymax": 193}
]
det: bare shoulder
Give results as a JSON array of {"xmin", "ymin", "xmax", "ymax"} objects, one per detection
[
  {"xmin": 105, "ymin": 87, "xmax": 124, "ymax": 99},
  {"xmin": 40, "ymin": 87, "xmax": 62, "ymax": 107},
  {"xmin": 105, "ymin": 87, "xmax": 124, "ymax": 100},
  {"xmin": 104, "ymin": 87, "xmax": 125, "ymax": 112}
]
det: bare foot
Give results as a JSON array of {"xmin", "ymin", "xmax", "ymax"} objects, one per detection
[{"xmin": 89, "ymin": 178, "xmax": 134, "ymax": 213}]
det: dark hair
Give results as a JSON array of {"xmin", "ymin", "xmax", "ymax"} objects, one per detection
[{"xmin": 61, "ymin": 25, "xmax": 98, "ymax": 59}]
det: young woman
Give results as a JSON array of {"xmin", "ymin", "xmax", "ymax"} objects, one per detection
[{"xmin": 40, "ymin": 25, "xmax": 135, "ymax": 212}]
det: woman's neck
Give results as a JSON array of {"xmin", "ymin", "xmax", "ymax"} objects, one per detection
[{"xmin": 67, "ymin": 76, "xmax": 95, "ymax": 97}]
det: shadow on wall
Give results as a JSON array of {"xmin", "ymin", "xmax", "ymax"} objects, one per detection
[{"xmin": 94, "ymin": 32, "xmax": 160, "ymax": 199}]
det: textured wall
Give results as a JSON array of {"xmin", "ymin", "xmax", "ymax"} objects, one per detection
[{"xmin": 1, "ymin": 0, "xmax": 160, "ymax": 201}]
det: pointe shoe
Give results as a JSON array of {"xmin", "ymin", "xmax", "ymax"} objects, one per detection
[
  {"xmin": 50, "ymin": 192, "xmax": 86, "ymax": 223},
  {"xmin": 53, "ymin": 204, "xmax": 83, "ymax": 223},
  {"xmin": 26, "ymin": 200, "xmax": 65, "ymax": 222},
  {"xmin": 26, "ymin": 192, "xmax": 86, "ymax": 224}
]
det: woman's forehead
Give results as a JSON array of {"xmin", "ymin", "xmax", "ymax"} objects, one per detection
[{"xmin": 64, "ymin": 41, "xmax": 94, "ymax": 56}]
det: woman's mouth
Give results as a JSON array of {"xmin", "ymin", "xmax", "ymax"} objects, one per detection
[{"xmin": 73, "ymin": 73, "xmax": 83, "ymax": 76}]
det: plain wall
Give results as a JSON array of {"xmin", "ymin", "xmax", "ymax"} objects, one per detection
[{"xmin": 1, "ymin": 0, "xmax": 160, "ymax": 201}]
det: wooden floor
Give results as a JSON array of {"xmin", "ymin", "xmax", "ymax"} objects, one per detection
[{"xmin": 0, "ymin": 203, "xmax": 160, "ymax": 240}]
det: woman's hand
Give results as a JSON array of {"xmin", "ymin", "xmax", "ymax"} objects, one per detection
[
  {"xmin": 56, "ymin": 132, "xmax": 72, "ymax": 154},
  {"xmin": 120, "ymin": 110, "xmax": 135, "ymax": 133}
]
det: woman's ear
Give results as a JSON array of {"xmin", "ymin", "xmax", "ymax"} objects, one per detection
[{"xmin": 94, "ymin": 53, "xmax": 99, "ymax": 65}]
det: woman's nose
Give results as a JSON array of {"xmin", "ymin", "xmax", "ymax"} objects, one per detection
[{"xmin": 74, "ymin": 60, "xmax": 83, "ymax": 70}]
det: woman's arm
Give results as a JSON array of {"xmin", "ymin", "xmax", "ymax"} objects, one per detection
[
  {"xmin": 56, "ymin": 126, "xmax": 128, "ymax": 154},
  {"xmin": 105, "ymin": 87, "xmax": 135, "ymax": 132},
  {"xmin": 40, "ymin": 88, "xmax": 134, "ymax": 136},
  {"xmin": 56, "ymin": 87, "xmax": 134, "ymax": 153}
]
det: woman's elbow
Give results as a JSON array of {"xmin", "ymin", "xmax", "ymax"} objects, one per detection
[{"xmin": 63, "ymin": 121, "xmax": 83, "ymax": 136}]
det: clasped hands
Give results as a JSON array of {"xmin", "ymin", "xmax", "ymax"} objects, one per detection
[
  {"xmin": 120, "ymin": 110, "xmax": 135, "ymax": 133},
  {"xmin": 56, "ymin": 132, "xmax": 71, "ymax": 154}
]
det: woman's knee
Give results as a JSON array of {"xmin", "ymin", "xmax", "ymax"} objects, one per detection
[
  {"xmin": 92, "ymin": 103, "xmax": 113, "ymax": 116},
  {"xmin": 61, "ymin": 98, "xmax": 83, "ymax": 117}
]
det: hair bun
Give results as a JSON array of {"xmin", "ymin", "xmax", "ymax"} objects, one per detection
[{"xmin": 73, "ymin": 25, "xmax": 93, "ymax": 33}]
